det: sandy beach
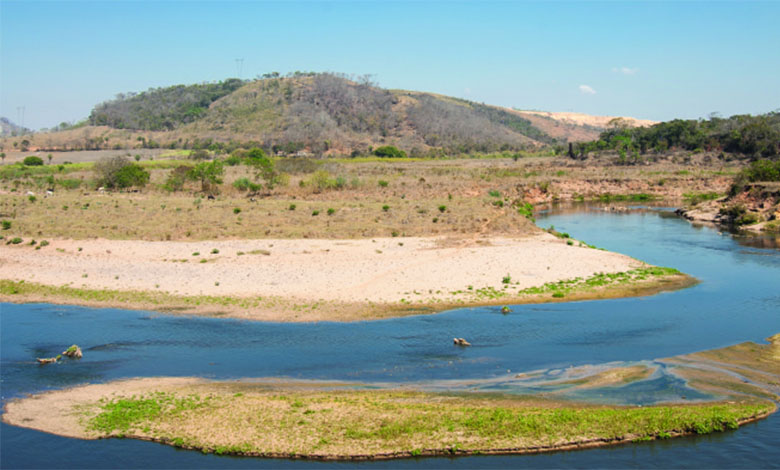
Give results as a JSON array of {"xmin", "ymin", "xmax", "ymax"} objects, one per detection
[{"xmin": 1, "ymin": 233, "xmax": 643, "ymax": 300}]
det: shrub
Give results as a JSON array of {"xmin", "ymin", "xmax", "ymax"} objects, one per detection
[
  {"xmin": 233, "ymin": 207, "xmax": 241, "ymax": 214},
  {"xmin": 502, "ymin": 274, "xmax": 511, "ymax": 284},
  {"xmin": 94, "ymin": 156, "xmax": 150, "ymax": 189},
  {"xmin": 288, "ymin": 204, "xmax": 296, "ymax": 211},
  {"xmin": 233, "ymin": 177, "xmax": 262, "ymax": 192},
  {"xmin": 39, "ymin": 240, "xmax": 50, "ymax": 247},
  {"xmin": 373, "ymin": 145, "xmax": 407, "ymax": 158},
  {"xmin": 114, "ymin": 164, "xmax": 150, "ymax": 188},
  {"xmin": 28, "ymin": 195, "xmax": 36, "ymax": 203},
  {"xmin": 438, "ymin": 205, "xmax": 447, "ymax": 213},
  {"xmin": 327, "ymin": 208, "xmax": 336, "ymax": 215},
  {"xmin": 224, "ymin": 155, "xmax": 242, "ymax": 166},
  {"xmin": 163, "ymin": 166, "xmax": 190, "ymax": 192},
  {"xmin": 378, "ymin": 180, "xmax": 389, "ymax": 188},
  {"xmin": 312, "ymin": 210, "xmax": 320, "ymax": 216},
  {"xmin": 56, "ymin": 178, "xmax": 82, "ymax": 190},
  {"xmin": 2, "ymin": 220, "xmax": 11, "ymax": 230},
  {"xmin": 23, "ymin": 156, "xmax": 44, "ymax": 166},
  {"xmin": 382, "ymin": 205, "xmax": 390, "ymax": 212},
  {"xmin": 9, "ymin": 237, "xmax": 22, "ymax": 244},
  {"xmin": 211, "ymin": 248, "xmax": 219, "ymax": 254},
  {"xmin": 488, "ymin": 190, "xmax": 501, "ymax": 197}
]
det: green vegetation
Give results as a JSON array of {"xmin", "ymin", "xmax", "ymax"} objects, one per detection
[
  {"xmin": 576, "ymin": 112, "xmax": 780, "ymax": 160},
  {"xmin": 373, "ymin": 145, "xmax": 407, "ymax": 158},
  {"xmin": 683, "ymin": 192, "xmax": 722, "ymax": 205},
  {"xmin": 450, "ymin": 267, "xmax": 684, "ymax": 302},
  {"xmin": 93, "ymin": 156, "xmax": 150, "ymax": 189},
  {"xmin": 89, "ymin": 79, "xmax": 245, "ymax": 131},
  {"xmin": 729, "ymin": 159, "xmax": 780, "ymax": 196},
  {"xmin": 82, "ymin": 385, "xmax": 772, "ymax": 458},
  {"xmin": 23, "ymin": 156, "xmax": 44, "ymax": 166}
]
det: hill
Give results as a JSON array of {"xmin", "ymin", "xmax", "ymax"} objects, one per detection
[
  {"xmin": 0, "ymin": 117, "xmax": 30, "ymax": 137},
  {"xmin": 3, "ymin": 73, "xmax": 654, "ymax": 155}
]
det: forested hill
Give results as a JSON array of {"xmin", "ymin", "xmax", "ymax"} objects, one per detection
[
  {"xmin": 81, "ymin": 73, "xmax": 615, "ymax": 154},
  {"xmin": 89, "ymin": 79, "xmax": 245, "ymax": 131},
  {"xmin": 576, "ymin": 112, "xmax": 780, "ymax": 161}
]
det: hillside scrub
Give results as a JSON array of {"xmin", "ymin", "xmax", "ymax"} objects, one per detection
[
  {"xmin": 575, "ymin": 112, "xmax": 780, "ymax": 161},
  {"xmin": 89, "ymin": 79, "xmax": 245, "ymax": 131}
]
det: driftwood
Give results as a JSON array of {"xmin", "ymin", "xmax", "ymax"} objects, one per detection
[{"xmin": 453, "ymin": 338, "xmax": 471, "ymax": 347}]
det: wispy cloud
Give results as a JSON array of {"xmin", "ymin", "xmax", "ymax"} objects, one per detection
[
  {"xmin": 612, "ymin": 66, "xmax": 639, "ymax": 75},
  {"xmin": 579, "ymin": 84, "xmax": 596, "ymax": 95}
]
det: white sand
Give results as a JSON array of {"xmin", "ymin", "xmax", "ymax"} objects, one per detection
[{"xmin": 1, "ymin": 233, "xmax": 642, "ymax": 304}]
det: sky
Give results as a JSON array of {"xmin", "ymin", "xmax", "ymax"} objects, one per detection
[{"xmin": 1, "ymin": 0, "xmax": 779, "ymax": 130}]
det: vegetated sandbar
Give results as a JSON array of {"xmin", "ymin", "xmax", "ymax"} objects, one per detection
[
  {"xmin": 0, "ymin": 233, "xmax": 693, "ymax": 322},
  {"xmin": 4, "ymin": 334, "xmax": 778, "ymax": 461}
]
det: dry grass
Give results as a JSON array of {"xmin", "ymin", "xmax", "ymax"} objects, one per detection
[{"xmin": 0, "ymin": 155, "xmax": 741, "ymax": 241}]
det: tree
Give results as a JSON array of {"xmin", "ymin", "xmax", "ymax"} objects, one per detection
[
  {"xmin": 245, "ymin": 147, "xmax": 280, "ymax": 189},
  {"xmin": 20, "ymin": 139, "xmax": 30, "ymax": 151},
  {"xmin": 188, "ymin": 160, "xmax": 224, "ymax": 193},
  {"xmin": 47, "ymin": 154, "xmax": 53, "ymax": 164},
  {"xmin": 0, "ymin": 153, "xmax": 5, "ymax": 164}
]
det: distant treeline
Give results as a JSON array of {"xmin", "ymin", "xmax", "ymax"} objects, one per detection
[
  {"xmin": 89, "ymin": 79, "xmax": 246, "ymax": 131},
  {"xmin": 575, "ymin": 112, "xmax": 780, "ymax": 161}
]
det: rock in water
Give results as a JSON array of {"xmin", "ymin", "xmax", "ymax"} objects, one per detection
[
  {"xmin": 62, "ymin": 344, "xmax": 83, "ymax": 359},
  {"xmin": 453, "ymin": 338, "xmax": 471, "ymax": 347},
  {"xmin": 501, "ymin": 306, "xmax": 511, "ymax": 314}
]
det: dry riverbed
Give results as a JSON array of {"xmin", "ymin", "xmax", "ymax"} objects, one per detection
[{"xmin": 0, "ymin": 233, "xmax": 691, "ymax": 321}]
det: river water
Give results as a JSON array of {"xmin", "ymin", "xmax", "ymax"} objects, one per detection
[{"xmin": 2, "ymin": 206, "xmax": 779, "ymax": 468}]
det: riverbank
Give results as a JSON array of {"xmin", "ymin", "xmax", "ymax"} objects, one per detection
[
  {"xmin": 0, "ymin": 234, "xmax": 692, "ymax": 322},
  {"xmin": 2, "ymin": 379, "xmax": 773, "ymax": 460}
]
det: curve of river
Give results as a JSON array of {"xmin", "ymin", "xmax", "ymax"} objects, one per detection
[{"xmin": 2, "ymin": 205, "xmax": 779, "ymax": 468}]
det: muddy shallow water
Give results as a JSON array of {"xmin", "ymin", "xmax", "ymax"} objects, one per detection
[{"xmin": 2, "ymin": 205, "xmax": 779, "ymax": 468}]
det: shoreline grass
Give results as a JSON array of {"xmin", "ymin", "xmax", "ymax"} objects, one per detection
[{"xmin": 54, "ymin": 385, "xmax": 780, "ymax": 459}]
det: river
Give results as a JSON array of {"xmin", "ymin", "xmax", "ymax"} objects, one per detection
[{"xmin": 2, "ymin": 205, "xmax": 779, "ymax": 468}]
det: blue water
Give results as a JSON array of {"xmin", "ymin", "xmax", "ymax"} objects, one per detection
[{"xmin": 2, "ymin": 207, "xmax": 779, "ymax": 468}]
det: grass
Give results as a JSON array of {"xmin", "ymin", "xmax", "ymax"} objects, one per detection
[
  {"xmin": 82, "ymin": 385, "xmax": 773, "ymax": 458},
  {"xmin": 447, "ymin": 267, "xmax": 686, "ymax": 303}
]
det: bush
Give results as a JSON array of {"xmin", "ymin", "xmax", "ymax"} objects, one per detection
[
  {"xmin": 373, "ymin": 145, "xmax": 407, "ymax": 158},
  {"xmin": 2, "ymin": 220, "xmax": 11, "ymax": 230},
  {"xmin": 9, "ymin": 237, "xmax": 22, "ymax": 244},
  {"xmin": 233, "ymin": 207, "xmax": 241, "ymax": 214},
  {"xmin": 327, "ymin": 208, "xmax": 335, "ymax": 215},
  {"xmin": 114, "ymin": 164, "xmax": 150, "ymax": 188},
  {"xmin": 378, "ymin": 180, "xmax": 389, "ymax": 188},
  {"xmin": 94, "ymin": 156, "xmax": 150, "ymax": 189},
  {"xmin": 438, "ymin": 205, "xmax": 447, "ymax": 213},
  {"xmin": 23, "ymin": 156, "xmax": 44, "ymax": 166},
  {"xmin": 288, "ymin": 204, "xmax": 296, "ymax": 211},
  {"xmin": 233, "ymin": 177, "xmax": 262, "ymax": 192},
  {"xmin": 163, "ymin": 166, "xmax": 190, "ymax": 192}
]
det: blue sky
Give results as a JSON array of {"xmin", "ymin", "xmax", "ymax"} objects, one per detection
[{"xmin": 1, "ymin": 0, "xmax": 779, "ymax": 130}]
